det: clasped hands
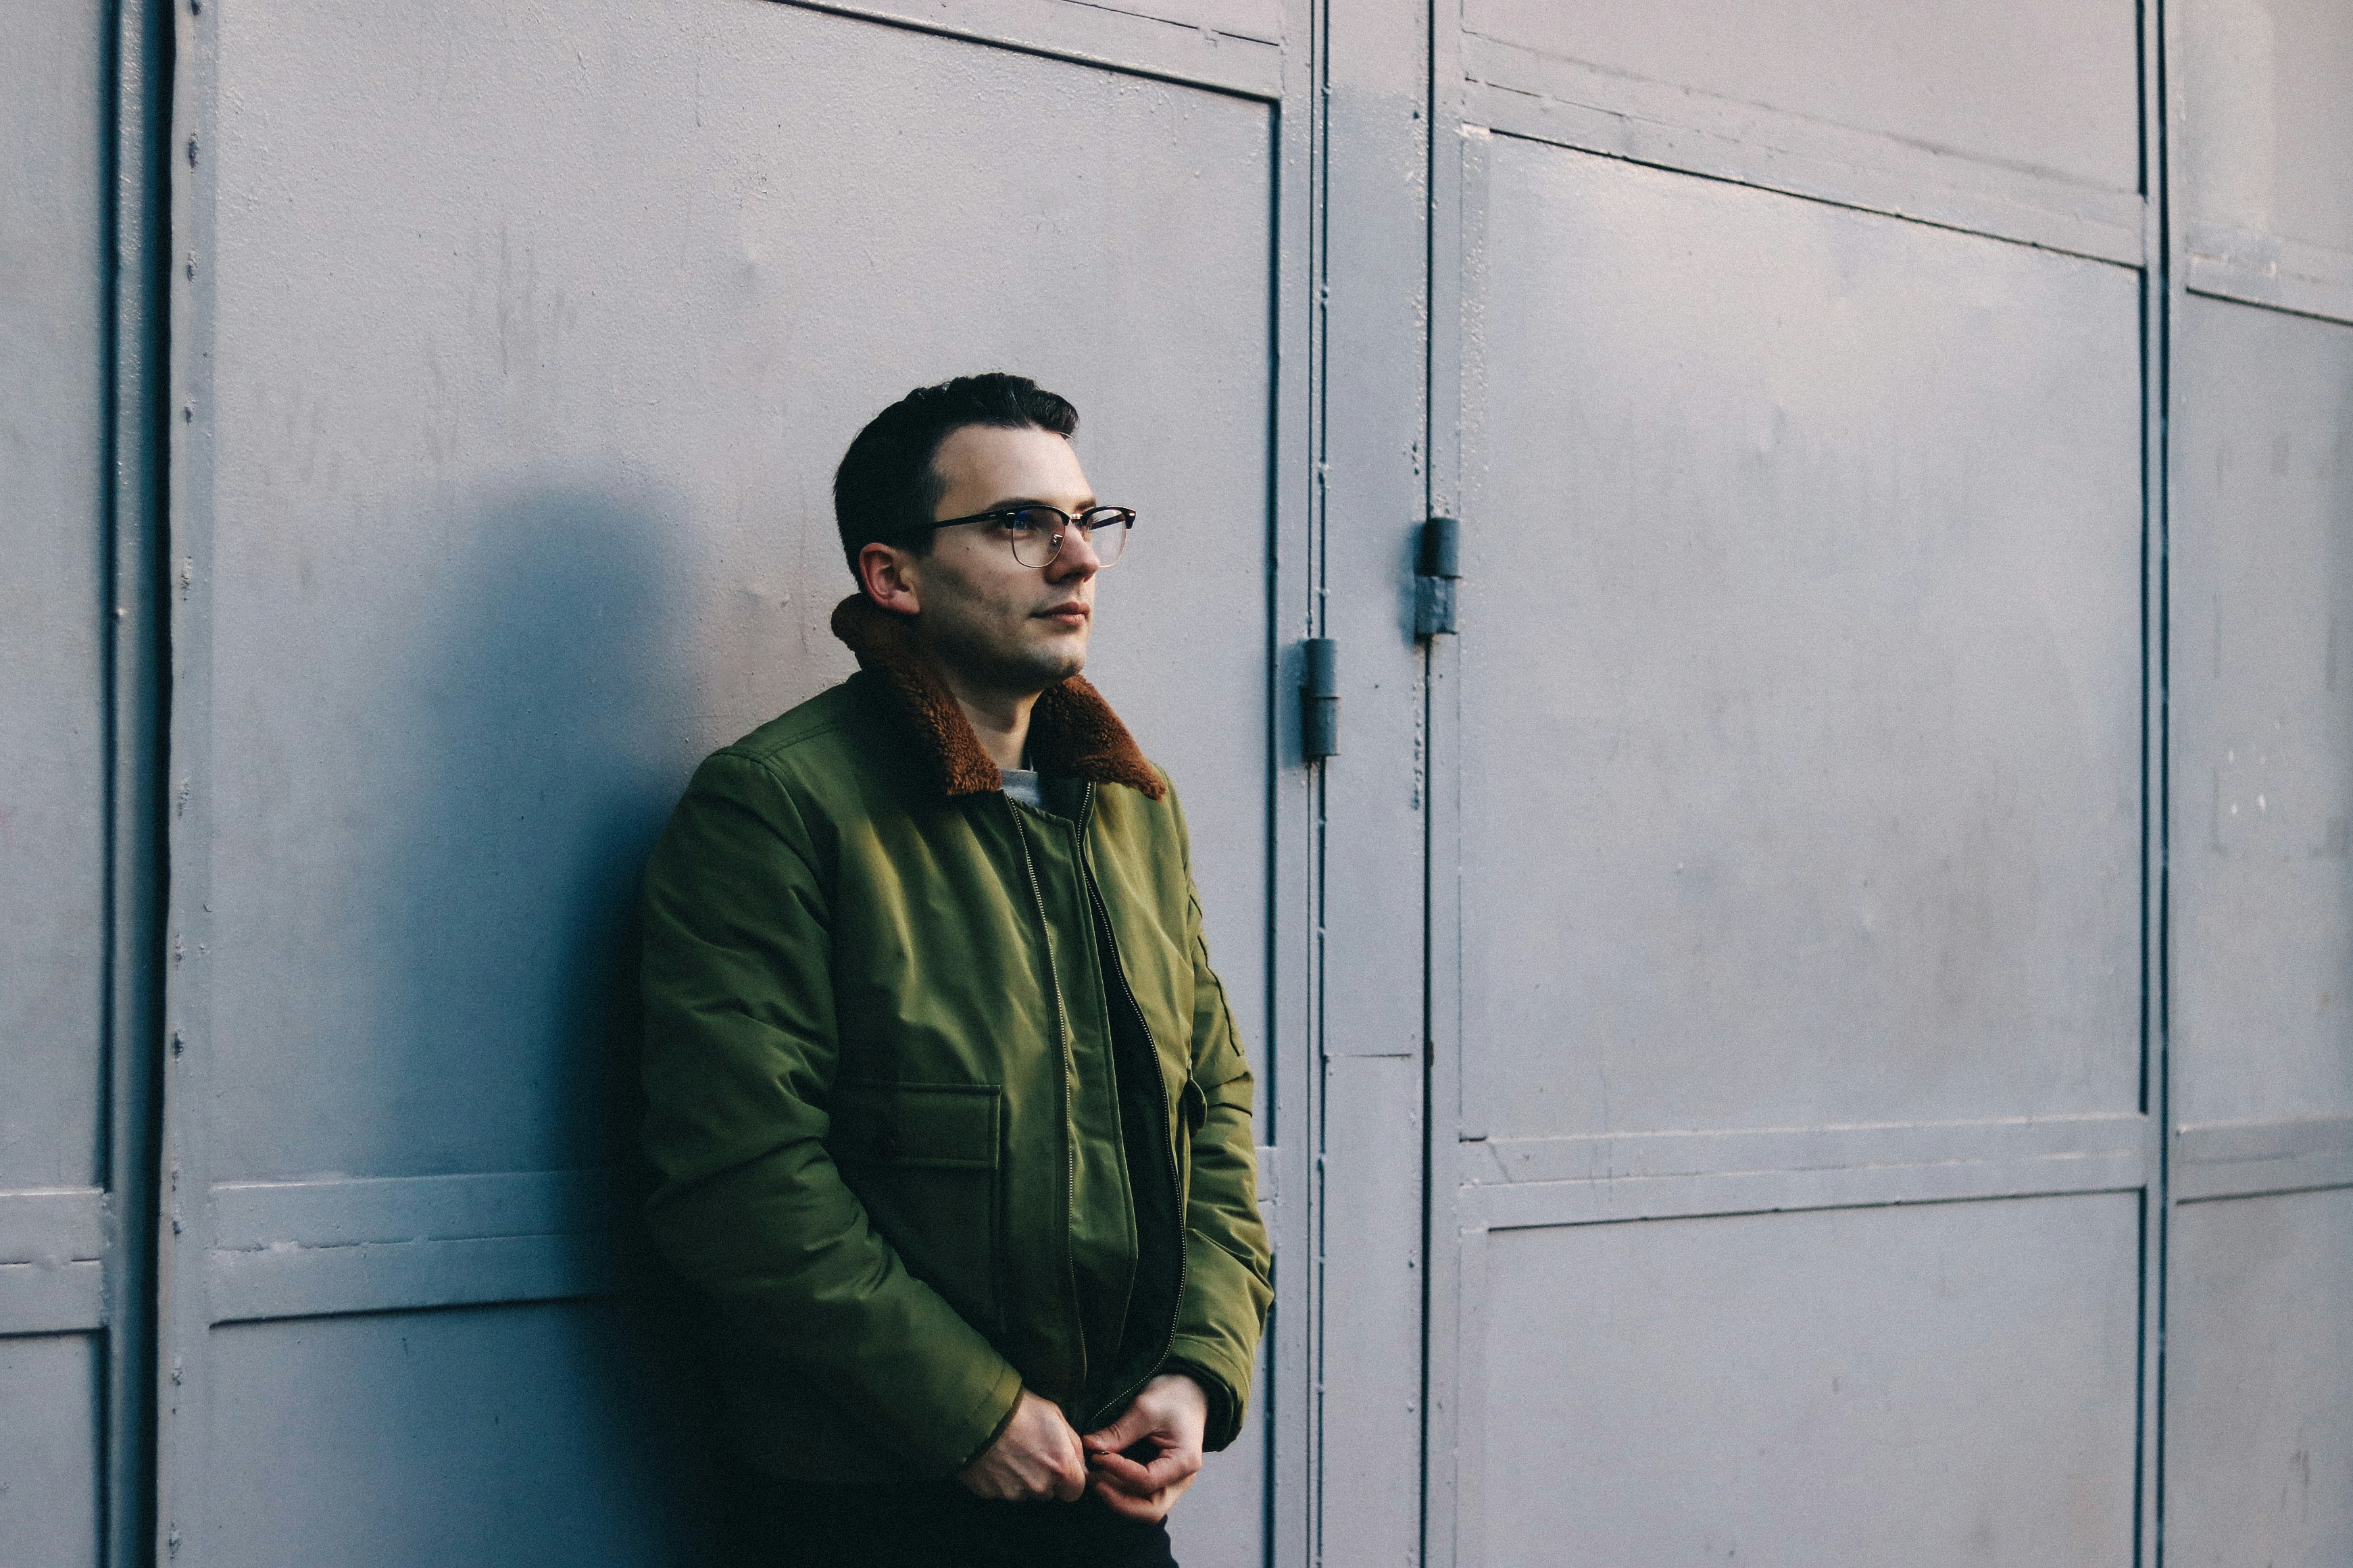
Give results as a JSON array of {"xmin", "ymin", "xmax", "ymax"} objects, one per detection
[{"xmin": 956, "ymin": 1374, "xmax": 1206, "ymax": 1521}]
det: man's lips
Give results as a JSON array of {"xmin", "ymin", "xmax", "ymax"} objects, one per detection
[{"xmin": 1035, "ymin": 603, "xmax": 1091, "ymax": 625}]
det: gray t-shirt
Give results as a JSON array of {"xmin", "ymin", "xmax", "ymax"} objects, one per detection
[{"xmin": 1001, "ymin": 767, "xmax": 1044, "ymax": 811}]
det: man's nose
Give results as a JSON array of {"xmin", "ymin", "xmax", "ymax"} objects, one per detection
[{"xmin": 1049, "ymin": 526, "xmax": 1104, "ymax": 577}]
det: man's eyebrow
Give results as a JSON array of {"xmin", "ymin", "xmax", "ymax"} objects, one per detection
[{"xmin": 983, "ymin": 494, "xmax": 1099, "ymax": 511}]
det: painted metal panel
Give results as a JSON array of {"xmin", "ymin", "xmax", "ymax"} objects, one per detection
[
  {"xmin": 1461, "ymin": 1114, "xmax": 2147, "ymax": 1228},
  {"xmin": 772, "ymin": 0, "xmax": 1283, "ymax": 94},
  {"xmin": 0, "ymin": 0, "xmax": 107, "ymax": 1196},
  {"xmin": 192, "ymin": 0, "xmax": 1272, "ymax": 1181},
  {"xmin": 1452, "ymin": 46, "xmax": 2144, "ymax": 272},
  {"xmin": 2164, "ymin": 11, "xmax": 2353, "ymax": 1565},
  {"xmin": 0, "ymin": 1189, "xmax": 109, "ymax": 1337},
  {"xmin": 1433, "ymin": 18, "xmax": 2158, "ymax": 1556},
  {"xmin": 2175, "ymin": 1117, "xmax": 2353, "ymax": 1202},
  {"xmin": 1261, "ymin": 8, "xmax": 1321, "ymax": 1563},
  {"xmin": 1464, "ymin": 0, "xmax": 2139, "ymax": 195},
  {"xmin": 1, "ymin": 8, "xmax": 127, "ymax": 1565},
  {"xmin": 2179, "ymin": 0, "xmax": 2353, "ymax": 322},
  {"xmin": 0, "ymin": 1334, "xmax": 103, "ymax": 1568},
  {"xmin": 2171, "ymin": 298, "xmax": 2353, "ymax": 1129},
  {"xmin": 205, "ymin": 1306, "xmax": 699, "ymax": 1565},
  {"xmin": 1472, "ymin": 1195, "xmax": 2139, "ymax": 1567},
  {"xmin": 167, "ymin": 1, "xmax": 1282, "ymax": 1561},
  {"xmin": 2167, "ymin": 1188, "xmax": 2353, "ymax": 1567},
  {"xmin": 1174, "ymin": 1337, "xmax": 1270, "ymax": 1567},
  {"xmin": 1314, "ymin": 0, "xmax": 1434, "ymax": 1561},
  {"xmin": 1459, "ymin": 138, "xmax": 2142, "ymax": 1144}
]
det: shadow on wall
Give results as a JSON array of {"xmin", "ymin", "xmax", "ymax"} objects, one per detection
[{"xmin": 377, "ymin": 483, "xmax": 739, "ymax": 1563}]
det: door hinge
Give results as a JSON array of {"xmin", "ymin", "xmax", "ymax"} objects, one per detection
[
  {"xmin": 1302, "ymin": 638, "xmax": 1340, "ymax": 761},
  {"xmin": 1415, "ymin": 515, "xmax": 1462, "ymax": 637}
]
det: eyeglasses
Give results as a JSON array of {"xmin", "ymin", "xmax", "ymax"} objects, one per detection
[{"xmin": 916, "ymin": 505, "xmax": 1136, "ymax": 569}]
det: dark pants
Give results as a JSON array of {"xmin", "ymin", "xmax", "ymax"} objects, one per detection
[{"xmin": 720, "ymin": 1470, "xmax": 1180, "ymax": 1568}]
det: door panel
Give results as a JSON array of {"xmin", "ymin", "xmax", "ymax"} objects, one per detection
[
  {"xmin": 168, "ymin": 3, "xmax": 1281, "ymax": 1563},
  {"xmin": 2179, "ymin": 0, "xmax": 2353, "ymax": 317},
  {"xmin": 205, "ymin": 1307, "xmax": 689, "ymax": 1564},
  {"xmin": 2169, "ymin": 16, "xmax": 2353, "ymax": 1559},
  {"xmin": 2171, "ymin": 299, "xmax": 2353, "ymax": 1129},
  {"xmin": 1460, "ymin": 140, "xmax": 2141, "ymax": 1144},
  {"xmin": 1313, "ymin": 11, "xmax": 1435, "ymax": 1563},
  {"xmin": 1465, "ymin": 0, "xmax": 2139, "ymax": 193},
  {"xmin": 1475, "ymin": 1194, "xmax": 2139, "ymax": 1567},
  {"xmin": 2167, "ymin": 1189, "xmax": 2353, "ymax": 1567},
  {"xmin": 0, "ymin": 1, "xmax": 107, "ymax": 1192},
  {"xmin": 195, "ymin": 0, "xmax": 1274, "ymax": 1182},
  {"xmin": 2166, "ymin": 265, "xmax": 2353, "ymax": 1568},
  {"xmin": 1433, "ymin": 5, "xmax": 2153, "ymax": 1559},
  {"xmin": 1, "ymin": 9, "xmax": 131, "ymax": 1567},
  {"xmin": 0, "ymin": 1335, "xmax": 102, "ymax": 1568}
]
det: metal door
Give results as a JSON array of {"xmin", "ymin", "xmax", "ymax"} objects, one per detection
[
  {"xmin": 2167, "ymin": 2, "xmax": 2353, "ymax": 1561},
  {"xmin": 157, "ymin": 3, "xmax": 1306, "ymax": 1563},
  {"xmin": 0, "ymin": 5, "xmax": 165, "ymax": 1566},
  {"xmin": 1426, "ymin": 2, "xmax": 2162, "ymax": 1562}
]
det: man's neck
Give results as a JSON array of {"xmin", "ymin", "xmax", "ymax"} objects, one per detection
[{"xmin": 935, "ymin": 669, "xmax": 1039, "ymax": 774}]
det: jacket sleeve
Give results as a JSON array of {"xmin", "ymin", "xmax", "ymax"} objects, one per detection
[
  {"xmin": 639, "ymin": 749, "xmax": 1024, "ymax": 1474},
  {"xmin": 1158, "ymin": 788, "xmax": 1276, "ymax": 1452}
]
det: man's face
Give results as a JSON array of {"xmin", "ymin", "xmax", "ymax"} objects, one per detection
[{"xmin": 882, "ymin": 424, "xmax": 1106, "ymax": 699}]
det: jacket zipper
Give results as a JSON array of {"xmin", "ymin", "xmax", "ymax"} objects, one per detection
[
  {"xmin": 1074, "ymin": 782, "xmax": 1191, "ymax": 1419},
  {"xmin": 1005, "ymin": 800, "xmax": 1085, "ymax": 1389}
]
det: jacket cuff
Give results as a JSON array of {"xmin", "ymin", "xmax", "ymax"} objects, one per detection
[
  {"xmin": 1160, "ymin": 1355, "xmax": 1243, "ymax": 1452},
  {"xmin": 930, "ymin": 1359, "xmax": 1023, "ymax": 1475},
  {"xmin": 1162, "ymin": 1230, "xmax": 1269, "ymax": 1450},
  {"xmin": 935, "ymin": 1361, "xmax": 1029, "ymax": 1475}
]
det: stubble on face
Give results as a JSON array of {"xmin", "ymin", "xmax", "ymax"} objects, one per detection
[
  {"xmin": 918, "ymin": 545, "xmax": 1091, "ymax": 693},
  {"xmin": 912, "ymin": 424, "xmax": 1101, "ymax": 705}
]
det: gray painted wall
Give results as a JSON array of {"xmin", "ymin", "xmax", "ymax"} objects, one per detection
[
  {"xmin": 1, "ymin": 4, "xmax": 155, "ymax": 1565},
  {"xmin": 2, "ymin": 1, "xmax": 2349, "ymax": 1564}
]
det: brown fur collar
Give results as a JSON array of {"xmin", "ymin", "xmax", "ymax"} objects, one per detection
[{"xmin": 830, "ymin": 594, "xmax": 1166, "ymax": 801}]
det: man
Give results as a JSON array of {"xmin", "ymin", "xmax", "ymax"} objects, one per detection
[{"xmin": 639, "ymin": 373, "xmax": 1272, "ymax": 1567}]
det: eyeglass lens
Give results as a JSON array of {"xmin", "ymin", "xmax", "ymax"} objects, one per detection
[{"xmin": 1007, "ymin": 507, "xmax": 1131, "ymax": 569}]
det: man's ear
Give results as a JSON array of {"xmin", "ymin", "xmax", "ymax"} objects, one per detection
[{"xmin": 858, "ymin": 541, "xmax": 922, "ymax": 615}]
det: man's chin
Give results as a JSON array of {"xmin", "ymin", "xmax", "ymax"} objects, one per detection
[
  {"xmin": 970, "ymin": 640, "xmax": 1085, "ymax": 696},
  {"xmin": 1021, "ymin": 630, "xmax": 1089, "ymax": 686},
  {"xmin": 1029, "ymin": 649, "xmax": 1087, "ymax": 688}
]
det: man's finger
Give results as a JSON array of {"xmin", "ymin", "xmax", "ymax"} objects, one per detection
[
  {"xmin": 1089, "ymin": 1450, "xmax": 1157, "ymax": 1494},
  {"xmin": 1049, "ymin": 1436, "xmax": 1091, "ymax": 1502},
  {"xmin": 1082, "ymin": 1406, "xmax": 1154, "ymax": 1453},
  {"xmin": 1124, "ymin": 1450, "xmax": 1199, "ymax": 1492},
  {"xmin": 1091, "ymin": 1476, "xmax": 1170, "ymax": 1522}
]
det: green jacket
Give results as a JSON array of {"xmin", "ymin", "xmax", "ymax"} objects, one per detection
[{"xmin": 639, "ymin": 597, "xmax": 1272, "ymax": 1483}]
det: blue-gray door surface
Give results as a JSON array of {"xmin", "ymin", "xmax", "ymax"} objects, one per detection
[
  {"xmin": 2166, "ymin": 1, "xmax": 2353, "ymax": 1558},
  {"xmin": 1423, "ymin": 1, "xmax": 2353, "ymax": 1565},
  {"xmin": 1, "ymin": 4, "xmax": 165, "ymax": 1566},
  {"xmin": 152, "ymin": 2, "xmax": 1305, "ymax": 1564}
]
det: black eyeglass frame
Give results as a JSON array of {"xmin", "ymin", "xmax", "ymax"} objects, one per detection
[{"xmin": 900, "ymin": 505, "xmax": 1137, "ymax": 568}]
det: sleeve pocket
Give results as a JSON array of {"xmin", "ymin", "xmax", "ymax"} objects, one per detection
[{"xmin": 1179, "ymin": 1077, "xmax": 1209, "ymax": 1138}]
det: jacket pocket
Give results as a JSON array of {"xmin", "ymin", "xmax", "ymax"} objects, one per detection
[{"xmin": 828, "ymin": 1081, "xmax": 1003, "ymax": 1331}]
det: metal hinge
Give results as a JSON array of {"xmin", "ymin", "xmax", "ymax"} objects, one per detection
[
  {"xmin": 1302, "ymin": 638, "xmax": 1340, "ymax": 761},
  {"xmin": 1414, "ymin": 515, "xmax": 1462, "ymax": 637}
]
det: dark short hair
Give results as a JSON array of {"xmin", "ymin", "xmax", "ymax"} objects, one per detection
[{"xmin": 833, "ymin": 372, "xmax": 1081, "ymax": 576}]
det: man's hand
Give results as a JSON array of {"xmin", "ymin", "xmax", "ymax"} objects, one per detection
[
  {"xmin": 958, "ymin": 1390, "xmax": 1089, "ymax": 1503},
  {"xmin": 1081, "ymin": 1372, "xmax": 1208, "ymax": 1522}
]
